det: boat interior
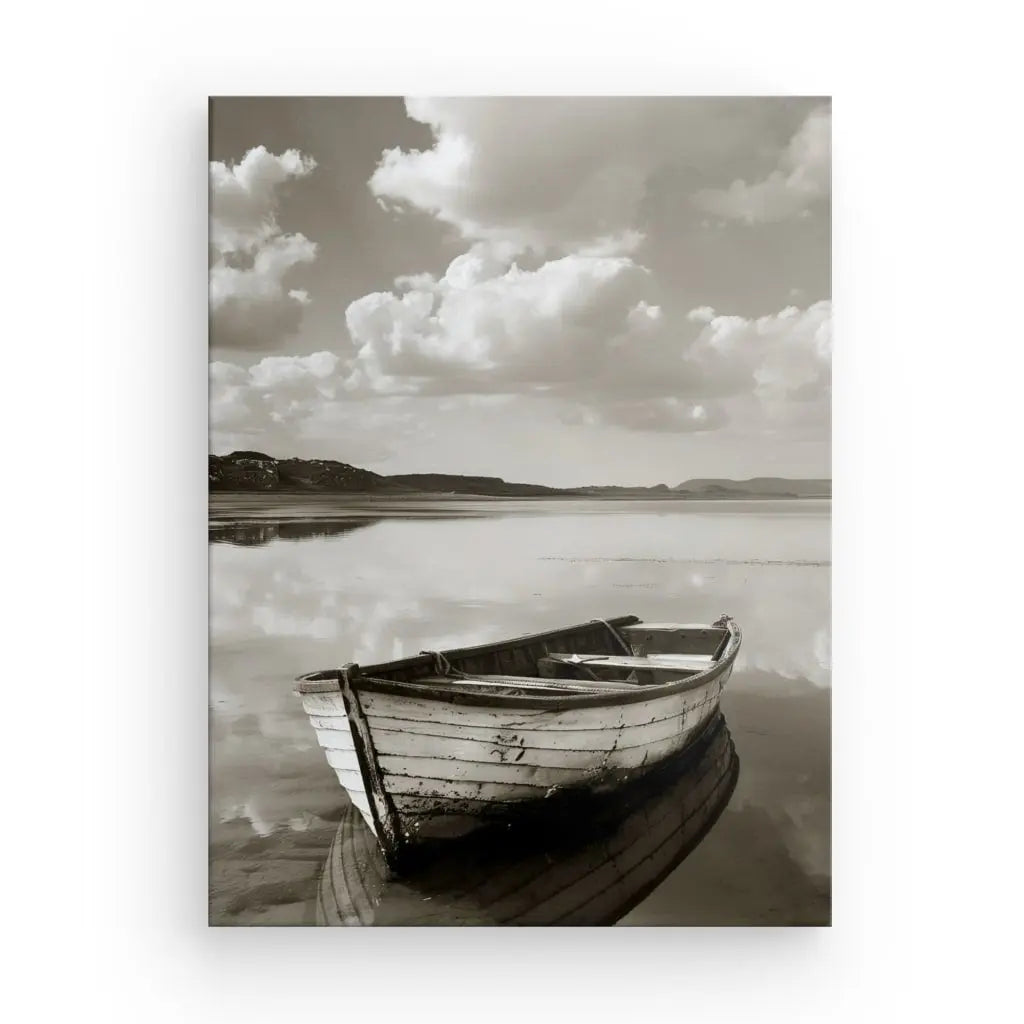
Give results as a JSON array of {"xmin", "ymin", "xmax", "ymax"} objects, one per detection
[{"xmin": 296, "ymin": 617, "xmax": 735, "ymax": 698}]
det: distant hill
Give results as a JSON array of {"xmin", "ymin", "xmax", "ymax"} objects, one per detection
[
  {"xmin": 383, "ymin": 473, "xmax": 578, "ymax": 497},
  {"xmin": 209, "ymin": 451, "xmax": 408, "ymax": 493},
  {"xmin": 575, "ymin": 484, "xmax": 672, "ymax": 496},
  {"xmin": 674, "ymin": 477, "xmax": 831, "ymax": 498},
  {"xmin": 209, "ymin": 452, "xmax": 830, "ymax": 499}
]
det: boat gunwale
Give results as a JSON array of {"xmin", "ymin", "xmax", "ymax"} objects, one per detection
[{"xmin": 297, "ymin": 616, "xmax": 742, "ymax": 711}]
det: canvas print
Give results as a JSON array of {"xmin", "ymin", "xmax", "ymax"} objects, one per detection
[{"xmin": 209, "ymin": 97, "xmax": 831, "ymax": 926}]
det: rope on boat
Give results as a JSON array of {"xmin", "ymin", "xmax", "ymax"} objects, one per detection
[
  {"xmin": 424, "ymin": 619, "xmax": 632, "ymax": 685},
  {"xmin": 590, "ymin": 617, "xmax": 633, "ymax": 655},
  {"xmin": 590, "ymin": 617, "xmax": 639, "ymax": 682},
  {"xmin": 420, "ymin": 650, "xmax": 470, "ymax": 678}
]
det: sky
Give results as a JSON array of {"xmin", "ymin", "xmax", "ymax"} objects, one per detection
[{"xmin": 209, "ymin": 97, "xmax": 831, "ymax": 486}]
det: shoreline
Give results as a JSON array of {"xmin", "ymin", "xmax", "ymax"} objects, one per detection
[
  {"xmin": 208, "ymin": 492, "xmax": 832, "ymax": 527},
  {"xmin": 210, "ymin": 490, "xmax": 832, "ymax": 505}
]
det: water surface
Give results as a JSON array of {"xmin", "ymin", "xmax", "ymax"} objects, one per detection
[{"xmin": 209, "ymin": 496, "xmax": 830, "ymax": 925}]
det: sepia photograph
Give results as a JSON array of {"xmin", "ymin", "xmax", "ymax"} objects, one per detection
[
  {"xmin": 18, "ymin": 0, "xmax": 1022, "ymax": 1016},
  {"xmin": 208, "ymin": 96, "xmax": 831, "ymax": 926}
]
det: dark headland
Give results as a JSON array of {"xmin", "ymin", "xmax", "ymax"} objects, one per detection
[{"xmin": 209, "ymin": 451, "xmax": 830, "ymax": 500}]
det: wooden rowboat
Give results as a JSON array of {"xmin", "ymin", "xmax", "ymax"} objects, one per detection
[
  {"xmin": 295, "ymin": 613, "xmax": 741, "ymax": 869},
  {"xmin": 316, "ymin": 712, "xmax": 739, "ymax": 926}
]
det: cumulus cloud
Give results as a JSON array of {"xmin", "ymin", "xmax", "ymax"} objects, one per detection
[
  {"xmin": 344, "ymin": 247, "xmax": 655, "ymax": 394},
  {"xmin": 207, "ymin": 102, "xmax": 831, "ymax": 456},
  {"xmin": 342, "ymin": 98, "xmax": 833, "ymax": 440},
  {"xmin": 369, "ymin": 97, "xmax": 769, "ymax": 255},
  {"xmin": 209, "ymin": 352, "xmax": 418, "ymax": 462},
  {"xmin": 210, "ymin": 146, "xmax": 316, "ymax": 251},
  {"xmin": 693, "ymin": 105, "xmax": 831, "ymax": 224},
  {"xmin": 340, "ymin": 243, "xmax": 831, "ymax": 436},
  {"xmin": 210, "ymin": 354, "xmax": 328, "ymax": 445},
  {"xmin": 209, "ymin": 146, "xmax": 318, "ymax": 350},
  {"xmin": 689, "ymin": 301, "xmax": 832, "ymax": 406}
]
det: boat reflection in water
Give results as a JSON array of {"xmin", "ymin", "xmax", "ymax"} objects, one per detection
[{"xmin": 317, "ymin": 712, "xmax": 738, "ymax": 926}]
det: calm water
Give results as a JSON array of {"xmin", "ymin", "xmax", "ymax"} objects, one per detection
[{"xmin": 209, "ymin": 497, "xmax": 831, "ymax": 925}]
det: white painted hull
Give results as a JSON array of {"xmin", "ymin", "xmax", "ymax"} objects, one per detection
[
  {"xmin": 301, "ymin": 664, "xmax": 731, "ymax": 843},
  {"xmin": 302, "ymin": 707, "xmax": 377, "ymax": 835},
  {"xmin": 296, "ymin": 614, "xmax": 742, "ymax": 866}
]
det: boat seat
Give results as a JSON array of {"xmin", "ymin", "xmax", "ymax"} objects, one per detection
[
  {"xmin": 619, "ymin": 624, "xmax": 729, "ymax": 657},
  {"xmin": 538, "ymin": 652, "xmax": 713, "ymax": 683},
  {"xmin": 416, "ymin": 673, "xmax": 640, "ymax": 696}
]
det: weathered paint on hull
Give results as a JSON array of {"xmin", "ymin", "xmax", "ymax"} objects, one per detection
[
  {"xmin": 301, "ymin": 664, "xmax": 731, "ymax": 844},
  {"xmin": 301, "ymin": 705, "xmax": 376, "ymax": 835}
]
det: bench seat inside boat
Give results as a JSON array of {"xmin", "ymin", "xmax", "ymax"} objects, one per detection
[
  {"xmin": 618, "ymin": 624, "xmax": 729, "ymax": 657},
  {"xmin": 538, "ymin": 652, "xmax": 714, "ymax": 683},
  {"xmin": 415, "ymin": 673, "xmax": 642, "ymax": 696}
]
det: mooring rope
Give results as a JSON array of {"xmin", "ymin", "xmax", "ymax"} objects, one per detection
[
  {"xmin": 589, "ymin": 617, "xmax": 641, "ymax": 683},
  {"xmin": 419, "ymin": 650, "xmax": 470, "ymax": 678},
  {"xmin": 590, "ymin": 617, "xmax": 633, "ymax": 655},
  {"xmin": 424, "ymin": 619, "xmax": 634, "ymax": 684}
]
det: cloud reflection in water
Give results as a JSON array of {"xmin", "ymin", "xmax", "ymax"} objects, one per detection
[{"xmin": 209, "ymin": 498, "xmax": 831, "ymax": 915}]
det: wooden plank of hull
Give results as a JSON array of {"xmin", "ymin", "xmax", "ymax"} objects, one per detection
[
  {"xmin": 368, "ymin": 714, "xmax": 713, "ymax": 766},
  {"xmin": 322, "ymin": 748, "xmax": 361, "ymax": 775},
  {"xmin": 370, "ymin": 691, "xmax": 720, "ymax": 777},
  {"xmin": 357, "ymin": 676, "xmax": 729, "ymax": 731},
  {"xmin": 327, "ymin": 762, "xmax": 364, "ymax": 786},
  {"xmin": 384, "ymin": 718, "xmax": 721, "ymax": 841},
  {"xmin": 307, "ymin": 675, "xmax": 726, "ymax": 740},
  {"xmin": 301, "ymin": 692, "xmax": 349, "ymax": 716},
  {"xmin": 307, "ymin": 688, "xmax": 722, "ymax": 734},
  {"xmin": 318, "ymin": 708, "xmax": 707, "ymax": 750},
  {"xmin": 304, "ymin": 708, "xmax": 378, "ymax": 836},
  {"xmin": 317, "ymin": 732, "xmax": 357, "ymax": 759},
  {"xmin": 374, "ymin": 723, "xmax": 715, "ymax": 784}
]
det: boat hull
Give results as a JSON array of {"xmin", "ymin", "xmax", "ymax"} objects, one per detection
[
  {"xmin": 301, "ymin": 664, "xmax": 731, "ymax": 843},
  {"xmin": 297, "ymin": 615, "xmax": 741, "ymax": 868}
]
